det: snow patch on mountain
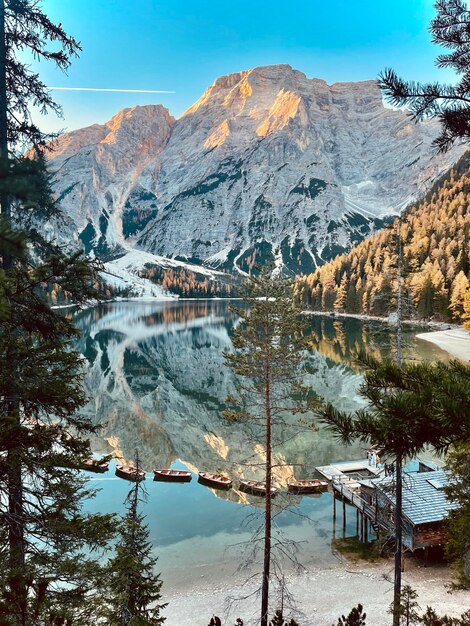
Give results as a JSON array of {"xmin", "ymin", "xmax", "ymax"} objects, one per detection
[{"xmin": 102, "ymin": 248, "xmax": 228, "ymax": 299}]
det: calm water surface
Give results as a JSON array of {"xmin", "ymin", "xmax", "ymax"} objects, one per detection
[{"xmin": 73, "ymin": 301, "xmax": 448, "ymax": 586}]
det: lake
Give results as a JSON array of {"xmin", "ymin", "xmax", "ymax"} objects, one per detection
[{"xmin": 73, "ymin": 300, "xmax": 447, "ymax": 589}]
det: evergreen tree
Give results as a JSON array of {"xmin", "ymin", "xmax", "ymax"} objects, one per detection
[
  {"xmin": 445, "ymin": 443, "xmax": 470, "ymax": 588},
  {"xmin": 0, "ymin": 238, "xmax": 115, "ymax": 624},
  {"xmin": 224, "ymin": 270, "xmax": 313, "ymax": 626},
  {"xmin": 0, "ymin": 2, "xmax": 117, "ymax": 623},
  {"xmin": 379, "ymin": 0, "xmax": 470, "ymax": 152},
  {"xmin": 318, "ymin": 355, "xmax": 470, "ymax": 613},
  {"xmin": 269, "ymin": 610, "xmax": 299, "ymax": 626},
  {"xmin": 0, "ymin": 0, "xmax": 80, "ymax": 151},
  {"xmin": 103, "ymin": 454, "xmax": 166, "ymax": 626},
  {"xmin": 317, "ymin": 355, "xmax": 470, "ymax": 626},
  {"xmin": 332, "ymin": 604, "xmax": 367, "ymax": 626},
  {"xmin": 388, "ymin": 585, "xmax": 420, "ymax": 626},
  {"xmin": 420, "ymin": 607, "xmax": 470, "ymax": 626}
]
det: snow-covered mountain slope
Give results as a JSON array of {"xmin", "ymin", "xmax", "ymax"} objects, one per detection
[
  {"xmin": 46, "ymin": 64, "xmax": 465, "ymax": 274},
  {"xmin": 102, "ymin": 248, "xmax": 227, "ymax": 299}
]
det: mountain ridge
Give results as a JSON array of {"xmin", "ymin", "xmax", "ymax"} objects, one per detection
[{"xmin": 42, "ymin": 64, "xmax": 465, "ymax": 280}]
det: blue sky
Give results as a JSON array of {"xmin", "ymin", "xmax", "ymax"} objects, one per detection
[{"xmin": 29, "ymin": 0, "xmax": 454, "ymax": 133}]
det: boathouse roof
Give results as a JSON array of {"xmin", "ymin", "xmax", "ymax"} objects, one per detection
[{"xmin": 373, "ymin": 469, "xmax": 458, "ymax": 526}]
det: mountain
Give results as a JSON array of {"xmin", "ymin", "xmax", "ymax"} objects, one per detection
[
  {"xmin": 45, "ymin": 64, "xmax": 464, "ymax": 276},
  {"xmin": 295, "ymin": 151, "xmax": 470, "ymax": 323}
]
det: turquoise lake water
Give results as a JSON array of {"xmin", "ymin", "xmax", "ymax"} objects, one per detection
[{"xmin": 74, "ymin": 301, "xmax": 448, "ymax": 586}]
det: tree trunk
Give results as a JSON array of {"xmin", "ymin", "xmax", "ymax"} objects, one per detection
[
  {"xmin": 0, "ymin": 0, "xmax": 10, "ymax": 233},
  {"xmin": 7, "ymin": 434, "xmax": 26, "ymax": 626},
  {"xmin": 0, "ymin": 0, "xmax": 7, "ymax": 161},
  {"xmin": 392, "ymin": 455, "xmax": 403, "ymax": 626},
  {"xmin": 396, "ymin": 219, "xmax": 403, "ymax": 365},
  {"xmin": 1, "ymin": 10, "xmax": 26, "ymax": 621},
  {"xmin": 392, "ymin": 224, "xmax": 404, "ymax": 626},
  {"xmin": 261, "ymin": 346, "xmax": 272, "ymax": 626}
]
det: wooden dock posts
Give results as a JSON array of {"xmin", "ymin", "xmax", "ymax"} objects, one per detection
[
  {"xmin": 318, "ymin": 458, "xmax": 384, "ymax": 544},
  {"xmin": 334, "ymin": 495, "xmax": 369, "ymax": 542}
]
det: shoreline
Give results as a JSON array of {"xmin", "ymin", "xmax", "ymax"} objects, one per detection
[
  {"xmin": 302, "ymin": 308, "xmax": 461, "ymax": 331},
  {"xmin": 162, "ymin": 557, "xmax": 470, "ymax": 626},
  {"xmin": 416, "ymin": 328, "xmax": 470, "ymax": 361},
  {"xmin": 54, "ymin": 300, "xmax": 470, "ymax": 362},
  {"xmin": 303, "ymin": 309, "xmax": 470, "ymax": 361}
]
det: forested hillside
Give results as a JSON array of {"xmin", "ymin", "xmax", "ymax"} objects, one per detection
[{"xmin": 296, "ymin": 152, "xmax": 470, "ymax": 322}]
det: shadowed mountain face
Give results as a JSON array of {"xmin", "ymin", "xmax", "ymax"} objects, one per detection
[
  {"xmin": 73, "ymin": 301, "xmax": 447, "ymax": 507},
  {"xmin": 46, "ymin": 64, "xmax": 463, "ymax": 274}
]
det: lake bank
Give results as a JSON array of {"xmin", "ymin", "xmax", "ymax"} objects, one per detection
[
  {"xmin": 416, "ymin": 328, "xmax": 470, "ymax": 362},
  {"xmin": 303, "ymin": 309, "xmax": 461, "ymax": 331},
  {"xmin": 162, "ymin": 557, "xmax": 470, "ymax": 626}
]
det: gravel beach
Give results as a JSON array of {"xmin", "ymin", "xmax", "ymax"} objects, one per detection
[{"xmin": 161, "ymin": 557, "xmax": 470, "ymax": 626}]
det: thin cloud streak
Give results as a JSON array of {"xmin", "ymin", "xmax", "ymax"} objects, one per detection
[{"xmin": 49, "ymin": 87, "xmax": 176, "ymax": 94}]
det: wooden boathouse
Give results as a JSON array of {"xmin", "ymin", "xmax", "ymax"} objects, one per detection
[
  {"xmin": 370, "ymin": 470, "xmax": 457, "ymax": 556},
  {"xmin": 316, "ymin": 459, "xmax": 457, "ymax": 556},
  {"xmin": 316, "ymin": 458, "xmax": 384, "ymax": 541}
]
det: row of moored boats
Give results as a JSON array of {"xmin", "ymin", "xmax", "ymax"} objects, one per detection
[{"xmin": 82, "ymin": 460, "xmax": 328, "ymax": 495}]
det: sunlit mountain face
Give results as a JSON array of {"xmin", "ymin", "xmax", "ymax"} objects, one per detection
[{"xmin": 41, "ymin": 64, "xmax": 464, "ymax": 286}]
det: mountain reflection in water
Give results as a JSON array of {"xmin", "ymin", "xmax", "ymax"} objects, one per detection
[
  {"xmin": 73, "ymin": 301, "xmax": 449, "ymax": 583},
  {"xmin": 73, "ymin": 301, "xmax": 446, "ymax": 488}
]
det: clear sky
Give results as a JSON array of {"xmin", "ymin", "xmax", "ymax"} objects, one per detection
[{"xmin": 28, "ymin": 0, "xmax": 455, "ymax": 134}]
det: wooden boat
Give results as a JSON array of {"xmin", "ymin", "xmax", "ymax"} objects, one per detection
[
  {"xmin": 153, "ymin": 468, "xmax": 192, "ymax": 482},
  {"xmin": 115, "ymin": 465, "xmax": 146, "ymax": 482},
  {"xmin": 198, "ymin": 471, "xmax": 232, "ymax": 489},
  {"xmin": 287, "ymin": 479, "xmax": 328, "ymax": 494},
  {"xmin": 81, "ymin": 458, "xmax": 109, "ymax": 473},
  {"xmin": 239, "ymin": 479, "xmax": 278, "ymax": 496}
]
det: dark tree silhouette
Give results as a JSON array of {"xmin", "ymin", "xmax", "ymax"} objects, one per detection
[
  {"xmin": 0, "ymin": 3, "xmax": 115, "ymax": 624},
  {"xmin": 0, "ymin": 0, "xmax": 81, "ymax": 152},
  {"xmin": 103, "ymin": 454, "xmax": 166, "ymax": 626},
  {"xmin": 333, "ymin": 604, "xmax": 367, "ymax": 626},
  {"xmin": 379, "ymin": 0, "xmax": 470, "ymax": 152}
]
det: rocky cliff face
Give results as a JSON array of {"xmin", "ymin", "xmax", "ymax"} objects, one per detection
[
  {"xmin": 46, "ymin": 64, "xmax": 464, "ymax": 274},
  {"xmin": 47, "ymin": 105, "xmax": 174, "ymax": 255}
]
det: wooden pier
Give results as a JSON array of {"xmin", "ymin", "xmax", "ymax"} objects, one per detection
[
  {"xmin": 316, "ymin": 459, "xmax": 383, "ymax": 483},
  {"xmin": 315, "ymin": 459, "xmax": 384, "ymax": 542}
]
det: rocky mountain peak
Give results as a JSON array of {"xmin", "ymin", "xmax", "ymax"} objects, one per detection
[
  {"xmin": 42, "ymin": 65, "xmax": 465, "ymax": 279},
  {"xmin": 49, "ymin": 104, "xmax": 174, "ymax": 161},
  {"xmin": 103, "ymin": 104, "xmax": 174, "ymax": 145}
]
